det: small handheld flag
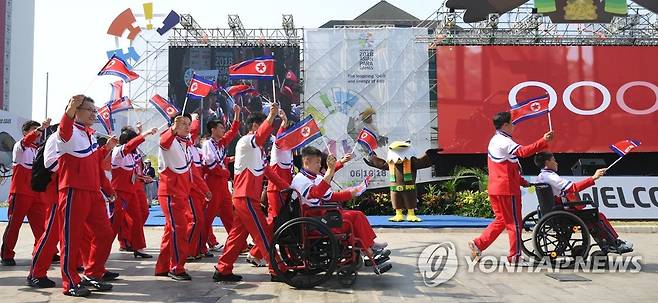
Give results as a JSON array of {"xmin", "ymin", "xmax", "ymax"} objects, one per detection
[
  {"xmin": 228, "ymin": 56, "xmax": 275, "ymax": 80},
  {"xmin": 275, "ymin": 115, "xmax": 321, "ymax": 151},
  {"xmin": 607, "ymin": 139, "xmax": 641, "ymax": 169},
  {"xmin": 98, "ymin": 55, "xmax": 139, "ymax": 82},
  {"xmin": 186, "ymin": 74, "xmax": 213, "ymax": 100},
  {"xmin": 225, "ymin": 84, "xmax": 257, "ymax": 98},
  {"xmin": 510, "ymin": 94, "xmax": 550, "ymax": 125},
  {"xmin": 107, "ymin": 96, "xmax": 133, "ymax": 113},
  {"xmin": 97, "ymin": 105, "xmax": 113, "ymax": 133},
  {"xmin": 355, "ymin": 127, "xmax": 378, "ymax": 154},
  {"xmin": 149, "ymin": 94, "xmax": 180, "ymax": 123}
]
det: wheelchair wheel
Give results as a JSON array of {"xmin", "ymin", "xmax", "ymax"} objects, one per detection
[
  {"xmin": 532, "ymin": 211, "xmax": 591, "ymax": 265},
  {"xmin": 336, "ymin": 268, "xmax": 358, "ymax": 287},
  {"xmin": 269, "ymin": 217, "xmax": 339, "ymax": 289},
  {"xmin": 521, "ymin": 210, "xmax": 540, "ymax": 260}
]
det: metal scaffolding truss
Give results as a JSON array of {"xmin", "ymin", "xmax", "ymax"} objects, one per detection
[
  {"xmin": 417, "ymin": 1, "xmax": 658, "ymax": 47},
  {"xmin": 169, "ymin": 27, "xmax": 303, "ymax": 47}
]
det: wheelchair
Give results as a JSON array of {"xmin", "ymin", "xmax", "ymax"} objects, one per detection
[
  {"xmin": 268, "ymin": 189, "xmax": 392, "ymax": 289},
  {"xmin": 521, "ymin": 183, "xmax": 618, "ymax": 265}
]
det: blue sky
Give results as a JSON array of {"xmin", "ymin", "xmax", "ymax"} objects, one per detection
[{"xmin": 31, "ymin": 0, "xmax": 433, "ymax": 119}]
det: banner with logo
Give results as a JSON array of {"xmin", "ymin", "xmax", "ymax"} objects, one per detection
[
  {"xmin": 521, "ymin": 176, "xmax": 658, "ymax": 219},
  {"xmin": 304, "ymin": 28, "xmax": 431, "ymax": 188},
  {"xmin": 437, "ymin": 46, "xmax": 658, "ymax": 154}
]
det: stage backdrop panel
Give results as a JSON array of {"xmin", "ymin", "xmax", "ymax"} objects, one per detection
[
  {"xmin": 437, "ymin": 46, "xmax": 658, "ymax": 154},
  {"xmin": 522, "ymin": 176, "xmax": 658, "ymax": 219},
  {"xmin": 304, "ymin": 28, "xmax": 431, "ymax": 188}
]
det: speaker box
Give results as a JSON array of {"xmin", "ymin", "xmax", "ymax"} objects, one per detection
[{"xmin": 571, "ymin": 158, "xmax": 606, "ymax": 176}]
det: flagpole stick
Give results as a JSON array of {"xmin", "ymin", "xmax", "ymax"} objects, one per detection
[
  {"xmin": 182, "ymin": 96, "xmax": 189, "ymax": 114},
  {"xmin": 606, "ymin": 156, "xmax": 624, "ymax": 170},
  {"xmin": 272, "ymin": 79, "xmax": 278, "ymax": 105},
  {"xmin": 547, "ymin": 110, "xmax": 553, "ymax": 132},
  {"xmin": 350, "ymin": 141, "xmax": 358, "ymax": 155},
  {"xmin": 321, "ymin": 137, "xmax": 331, "ymax": 154}
]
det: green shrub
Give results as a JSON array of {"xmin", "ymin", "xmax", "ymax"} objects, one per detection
[
  {"xmin": 454, "ymin": 190, "xmax": 493, "ymax": 218},
  {"xmin": 419, "ymin": 183, "xmax": 452, "ymax": 215},
  {"xmin": 345, "ymin": 192, "xmax": 392, "ymax": 215}
]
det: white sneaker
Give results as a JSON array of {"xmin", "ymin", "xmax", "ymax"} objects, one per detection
[
  {"xmin": 246, "ymin": 254, "xmax": 267, "ymax": 267},
  {"xmin": 209, "ymin": 244, "xmax": 224, "ymax": 252}
]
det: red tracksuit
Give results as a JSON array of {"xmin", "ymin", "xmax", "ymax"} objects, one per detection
[
  {"xmin": 201, "ymin": 119, "xmax": 240, "ymax": 248},
  {"xmin": 188, "ymin": 146, "xmax": 210, "ymax": 257},
  {"xmin": 473, "ymin": 131, "xmax": 547, "ymax": 262},
  {"xmin": 56, "ymin": 114, "xmax": 115, "ymax": 292},
  {"xmin": 216, "ymin": 121, "xmax": 290, "ymax": 275},
  {"xmin": 1, "ymin": 129, "xmax": 48, "ymax": 260},
  {"xmin": 290, "ymin": 167, "xmax": 375, "ymax": 248},
  {"xmin": 111, "ymin": 134, "xmax": 148, "ymax": 251},
  {"xmin": 265, "ymin": 127, "xmax": 294, "ymax": 226},
  {"xmin": 155, "ymin": 129, "xmax": 192, "ymax": 275},
  {"xmin": 537, "ymin": 170, "xmax": 619, "ymax": 243}
]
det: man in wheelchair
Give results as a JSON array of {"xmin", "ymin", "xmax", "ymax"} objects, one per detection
[
  {"xmin": 291, "ymin": 146, "xmax": 391, "ymax": 266},
  {"xmin": 534, "ymin": 152, "xmax": 633, "ymax": 254}
]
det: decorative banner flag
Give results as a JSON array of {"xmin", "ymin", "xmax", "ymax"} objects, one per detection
[
  {"xmin": 228, "ymin": 56, "xmax": 275, "ymax": 80},
  {"xmin": 275, "ymin": 115, "xmax": 321, "ymax": 151},
  {"xmin": 109, "ymin": 81, "xmax": 123, "ymax": 103},
  {"xmin": 186, "ymin": 74, "xmax": 213, "ymax": 99},
  {"xmin": 225, "ymin": 84, "xmax": 257, "ymax": 98},
  {"xmin": 149, "ymin": 94, "xmax": 180, "ymax": 123},
  {"xmin": 356, "ymin": 127, "xmax": 378, "ymax": 154},
  {"xmin": 285, "ymin": 70, "xmax": 299, "ymax": 83},
  {"xmin": 98, "ymin": 55, "xmax": 139, "ymax": 82},
  {"xmin": 510, "ymin": 94, "xmax": 550, "ymax": 125},
  {"xmin": 609, "ymin": 139, "xmax": 641, "ymax": 157},
  {"xmin": 97, "ymin": 105, "xmax": 113, "ymax": 133},
  {"xmin": 107, "ymin": 96, "xmax": 133, "ymax": 113}
]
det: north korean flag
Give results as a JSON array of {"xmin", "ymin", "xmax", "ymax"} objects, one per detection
[
  {"xmin": 149, "ymin": 94, "xmax": 181, "ymax": 123},
  {"xmin": 225, "ymin": 84, "xmax": 257, "ymax": 98},
  {"xmin": 229, "ymin": 56, "xmax": 275, "ymax": 80},
  {"xmin": 275, "ymin": 115, "xmax": 321, "ymax": 151},
  {"xmin": 356, "ymin": 127, "xmax": 378, "ymax": 154},
  {"xmin": 186, "ymin": 74, "xmax": 213, "ymax": 99},
  {"xmin": 96, "ymin": 105, "xmax": 113, "ymax": 133},
  {"xmin": 107, "ymin": 96, "xmax": 133, "ymax": 113},
  {"xmin": 609, "ymin": 139, "xmax": 641, "ymax": 157},
  {"xmin": 510, "ymin": 94, "xmax": 550, "ymax": 125},
  {"xmin": 98, "ymin": 55, "xmax": 139, "ymax": 82}
]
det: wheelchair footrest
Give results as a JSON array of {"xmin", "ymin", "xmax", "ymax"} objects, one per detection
[
  {"xmin": 365, "ymin": 256, "xmax": 390, "ymax": 267},
  {"xmin": 374, "ymin": 263, "xmax": 392, "ymax": 275}
]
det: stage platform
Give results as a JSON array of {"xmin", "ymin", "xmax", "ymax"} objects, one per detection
[{"xmin": 0, "ymin": 206, "xmax": 492, "ymax": 228}]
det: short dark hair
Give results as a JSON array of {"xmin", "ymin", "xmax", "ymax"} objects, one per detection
[
  {"xmin": 534, "ymin": 151, "xmax": 554, "ymax": 168},
  {"xmin": 301, "ymin": 146, "xmax": 323, "ymax": 159},
  {"xmin": 246, "ymin": 112, "xmax": 267, "ymax": 126},
  {"xmin": 120, "ymin": 125, "xmax": 135, "ymax": 133},
  {"xmin": 119, "ymin": 128, "xmax": 138, "ymax": 145},
  {"xmin": 493, "ymin": 112, "xmax": 511, "ymax": 129},
  {"xmin": 206, "ymin": 119, "xmax": 224, "ymax": 133},
  {"xmin": 22, "ymin": 120, "xmax": 40, "ymax": 133}
]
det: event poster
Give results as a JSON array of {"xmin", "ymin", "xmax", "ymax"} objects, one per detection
[{"xmin": 304, "ymin": 28, "xmax": 432, "ymax": 188}]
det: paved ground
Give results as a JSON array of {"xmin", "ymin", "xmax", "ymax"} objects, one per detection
[{"xmin": 0, "ymin": 223, "xmax": 657, "ymax": 303}]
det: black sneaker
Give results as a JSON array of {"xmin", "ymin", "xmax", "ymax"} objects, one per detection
[
  {"xmin": 168, "ymin": 271, "xmax": 192, "ymax": 281},
  {"xmin": 52, "ymin": 254, "xmax": 60, "ymax": 263},
  {"xmin": 81, "ymin": 276, "xmax": 113, "ymax": 291},
  {"xmin": 1, "ymin": 258, "xmax": 16, "ymax": 266},
  {"xmin": 102, "ymin": 271, "xmax": 120, "ymax": 281},
  {"xmin": 27, "ymin": 276, "xmax": 56, "ymax": 288},
  {"xmin": 212, "ymin": 271, "xmax": 243, "ymax": 282},
  {"xmin": 64, "ymin": 284, "xmax": 91, "ymax": 297},
  {"xmin": 204, "ymin": 252, "xmax": 214, "ymax": 258}
]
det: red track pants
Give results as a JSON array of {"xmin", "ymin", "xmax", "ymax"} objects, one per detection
[
  {"xmin": 473, "ymin": 194, "xmax": 522, "ymax": 262},
  {"xmin": 155, "ymin": 195, "xmax": 190, "ymax": 275},
  {"xmin": 1, "ymin": 193, "xmax": 47, "ymax": 260}
]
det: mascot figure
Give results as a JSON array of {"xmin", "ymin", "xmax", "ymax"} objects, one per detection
[{"xmin": 364, "ymin": 141, "xmax": 441, "ymax": 222}]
